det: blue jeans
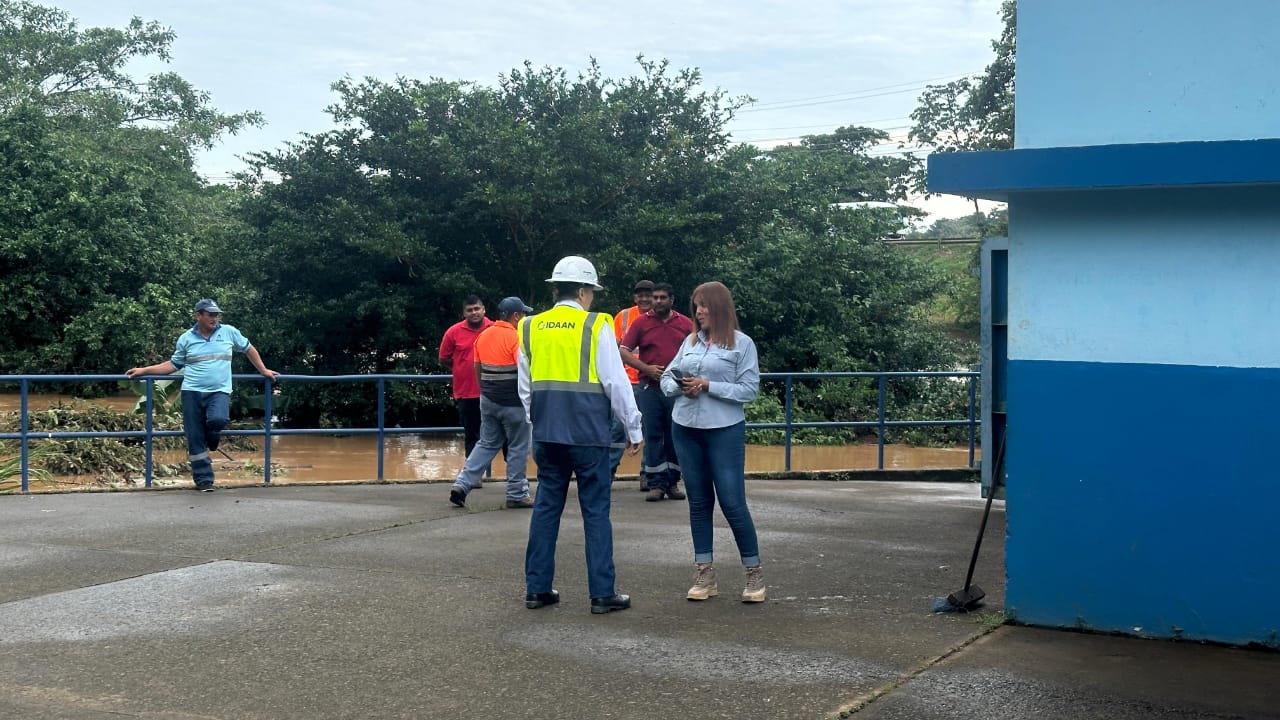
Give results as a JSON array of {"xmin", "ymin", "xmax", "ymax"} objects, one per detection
[
  {"xmin": 672, "ymin": 421, "xmax": 760, "ymax": 567},
  {"xmin": 525, "ymin": 442, "xmax": 617, "ymax": 599},
  {"xmin": 636, "ymin": 383, "xmax": 680, "ymax": 491},
  {"xmin": 181, "ymin": 390, "xmax": 230, "ymax": 488},
  {"xmin": 453, "ymin": 397, "xmax": 531, "ymax": 500}
]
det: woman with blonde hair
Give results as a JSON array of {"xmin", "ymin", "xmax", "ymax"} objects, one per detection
[{"xmin": 660, "ymin": 281, "xmax": 765, "ymax": 602}]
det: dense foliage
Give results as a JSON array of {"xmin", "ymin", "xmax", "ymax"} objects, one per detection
[
  {"xmin": 0, "ymin": 0, "xmax": 260, "ymax": 382},
  {"xmin": 903, "ymin": 209, "xmax": 1009, "ymax": 336}
]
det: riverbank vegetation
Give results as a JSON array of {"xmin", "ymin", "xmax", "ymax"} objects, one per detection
[
  {"xmin": 0, "ymin": 398, "xmax": 265, "ymax": 490},
  {"xmin": 1, "ymin": 0, "xmax": 1014, "ymax": 446},
  {"xmin": 0, "ymin": 401, "xmax": 185, "ymax": 489}
]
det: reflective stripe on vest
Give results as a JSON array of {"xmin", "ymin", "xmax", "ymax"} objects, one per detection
[
  {"xmin": 478, "ymin": 362, "xmax": 517, "ymax": 381},
  {"xmin": 520, "ymin": 306, "xmax": 612, "ymax": 446}
]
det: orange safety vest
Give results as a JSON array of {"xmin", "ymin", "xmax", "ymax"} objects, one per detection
[{"xmin": 613, "ymin": 306, "xmax": 643, "ymax": 385}]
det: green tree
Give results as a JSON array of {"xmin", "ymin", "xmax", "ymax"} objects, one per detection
[
  {"xmin": 909, "ymin": 0, "xmax": 1015, "ymax": 196},
  {"xmin": 903, "ymin": 0, "xmax": 1016, "ymax": 342},
  {"xmin": 906, "ymin": 208, "xmax": 1008, "ymax": 241},
  {"xmin": 0, "ymin": 0, "xmax": 259, "ymax": 148},
  {"xmin": 228, "ymin": 57, "xmax": 970, "ymax": 428},
  {"xmin": 0, "ymin": 1, "xmax": 261, "ymax": 379},
  {"xmin": 767, "ymin": 125, "xmax": 919, "ymax": 207},
  {"xmin": 231, "ymin": 58, "xmax": 748, "ymax": 425}
]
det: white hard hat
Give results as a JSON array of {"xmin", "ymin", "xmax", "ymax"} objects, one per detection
[{"xmin": 545, "ymin": 255, "xmax": 603, "ymax": 290}]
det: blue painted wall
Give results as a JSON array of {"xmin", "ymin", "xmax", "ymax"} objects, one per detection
[
  {"xmin": 1017, "ymin": 1, "xmax": 1280, "ymax": 149},
  {"xmin": 1009, "ymin": 187, "xmax": 1280, "ymax": 368},
  {"xmin": 992, "ymin": 0, "xmax": 1280, "ymax": 645},
  {"xmin": 1004, "ymin": 187, "xmax": 1280, "ymax": 643},
  {"xmin": 1007, "ymin": 359, "xmax": 1280, "ymax": 645}
]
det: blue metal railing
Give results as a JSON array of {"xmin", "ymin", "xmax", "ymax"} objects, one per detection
[
  {"xmin": 757, "ymin": 371, "xmax": 979, "ymax": 473},
  {"xmin": 1, "ymin": 371, "xmax": 979, "ymax": 492}
]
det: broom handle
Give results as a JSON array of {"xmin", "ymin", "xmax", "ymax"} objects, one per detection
[{"xmin": 962, "ymin": 430, "xmax": 1007, "ymax": 592}]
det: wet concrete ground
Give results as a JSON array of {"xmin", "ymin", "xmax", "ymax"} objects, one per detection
[{"xmin": 0, "ymin": 480, "xmax": 1275, "ymax": 719}]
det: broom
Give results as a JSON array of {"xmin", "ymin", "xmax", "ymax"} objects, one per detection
[{"xmin": 933, "ymin": 429, "xmax": 1006, "ymax": 613}]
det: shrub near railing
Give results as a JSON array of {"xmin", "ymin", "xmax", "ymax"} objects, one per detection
[
  {"xmin": 0, "ymin": 400, "xmax": 187, "ymax": 484},
  {"xmin": 751, "ymin": 371, "xmax": 980, "ymax": 472},
  {"xmin": 0, "ymin": 444, "xmax": 53, "ymax": 492},
  {"xmin": 886, "ymin": 375, "xmax": 977, "ymax": 447}
]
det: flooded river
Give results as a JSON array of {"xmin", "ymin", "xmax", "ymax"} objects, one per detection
[{"xmin": 3, "ymin": 394, "xmax": 978, "ymax": 488}]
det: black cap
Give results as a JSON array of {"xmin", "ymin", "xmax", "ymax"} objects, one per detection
[{"xmin": 632, "ymin": 280, "xmax": 655, "ymax": 292}]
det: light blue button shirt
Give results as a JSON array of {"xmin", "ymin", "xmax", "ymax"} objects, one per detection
[
  {"xmin": 171, "ymin": 323, "xmax": 252, "ymax": 394},
  {"xmin": 660, "ymin": 330, "xmax": 760, "ymax": 429}
]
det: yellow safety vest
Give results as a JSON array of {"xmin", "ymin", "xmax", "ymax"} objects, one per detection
[{"xmin": 520, "ymin": 304, "xmax": 613, "ymax": 446}]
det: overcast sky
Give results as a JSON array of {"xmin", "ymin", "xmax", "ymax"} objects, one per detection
[{"xmin": 47, "ymin": 0, "xmax": 1005, "ymax": 219}]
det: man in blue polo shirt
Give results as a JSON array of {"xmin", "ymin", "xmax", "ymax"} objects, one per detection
[{"xmin": 127, "ymin": 299, "xmax": 279, "ymax": 491}]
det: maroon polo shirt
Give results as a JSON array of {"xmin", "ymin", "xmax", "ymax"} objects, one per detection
[{"xmin": 619, "ymin": 310, "xmax": 694, "ymax": 385}]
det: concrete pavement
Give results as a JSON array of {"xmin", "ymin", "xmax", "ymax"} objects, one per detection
[{"xmin": 0, "ymin": 480, "xmax": 1275, "ymax": 719}]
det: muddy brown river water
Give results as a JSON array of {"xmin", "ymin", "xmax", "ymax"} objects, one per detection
[{"xmin": 2, "ymin": 394, "xmax": 978, "ymax": 488}]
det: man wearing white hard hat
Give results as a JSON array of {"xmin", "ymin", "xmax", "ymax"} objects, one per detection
[{"xmin": 518, "ymin": 256, "xmax": 643, "ymax": 614}]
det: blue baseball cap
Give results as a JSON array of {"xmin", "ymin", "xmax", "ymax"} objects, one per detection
[
  {"xmin": 497, "ymin": 297, "xmax": 533, "ymax": 318},
  {"xmin": 194, "ymin": 298, "xmax": 222, "ymax": 314}
]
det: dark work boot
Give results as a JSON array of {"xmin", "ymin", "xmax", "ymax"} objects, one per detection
[
  {"xmin": 590, "ymin": 593, "xmax": 631, "ymax": 614},
  {"xmin": 449, "ymin": 487, "xmax": 467, "ymax": 508},
  {"xmin": 525, "ymin": 590, "xmax": 560, "ymax": 609}
]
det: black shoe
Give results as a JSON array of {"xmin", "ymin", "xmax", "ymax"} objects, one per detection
[
  {"xmin": 638, "ymin": 479, "xmax": 649, "ymax": 491},
  {"xmin": 590, "ymin": 593, "xmax": 631, "ymax": 614},
  {"xmin": 525, "ymin": 590, "xmax": 560, "ymax": 609},
  {"xmin": 449, "ymin": 488, "xmax": 467, "ymax": 508},
  {"xmin": 206, "ymin": 432, "xmax": 221, "ymax": 452},
  {"xmin": 196, "ymin": 484, "xmax": 216, "ymax": 492}
]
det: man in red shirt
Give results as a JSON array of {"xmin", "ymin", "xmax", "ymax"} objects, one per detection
[
  {"xmin": 609, "ymin": 280, "xmax": 653, "ymax": 484},
  {"xmin": 439, "ymin": 295, "xmax": 494, "ymax": 460},
  {"xmin": 619, "ymin": 282, "xmax": 694, "ymax": 501}
]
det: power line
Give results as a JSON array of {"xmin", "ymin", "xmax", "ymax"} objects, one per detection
[
  {"xmin": 743, "ymin": 72, "xmax": 978, "ymax": 110},
  {"xmin": 739, "ymin": 85, "xmax": 941, "ymax": 113},
  {"xmin": 731, "ymin": 116, "xmax": 909, "ymax": 133},
  {"xmin": 733, "ymin": 125, "xmax": 912, "ymax": 145}
]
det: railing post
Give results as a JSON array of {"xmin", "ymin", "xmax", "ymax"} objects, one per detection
[
  {"xmin": 783, "ymin": 375, "xmax": 793, "ymax": 472},
  {"xmin": 263, "ymin": 377, "xmax": 273, "ymax": 485},
  {"xmin": 376, "ymin": 378, "xmax": 386, "ymax": 482},
  {"xmin": 968, "ymin": 375, "xmax": 978, "ymax": 469},
  {"xmin": 877, "ymin": 374, "xmax": 887, "ymax": 470},
  {"xmin": 20, "ymin": 378, "xmax": 29, "ymax": 493},
  {"xmin": 144, "ymin": 380, "xmax": 154, "ymax": 488}
]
